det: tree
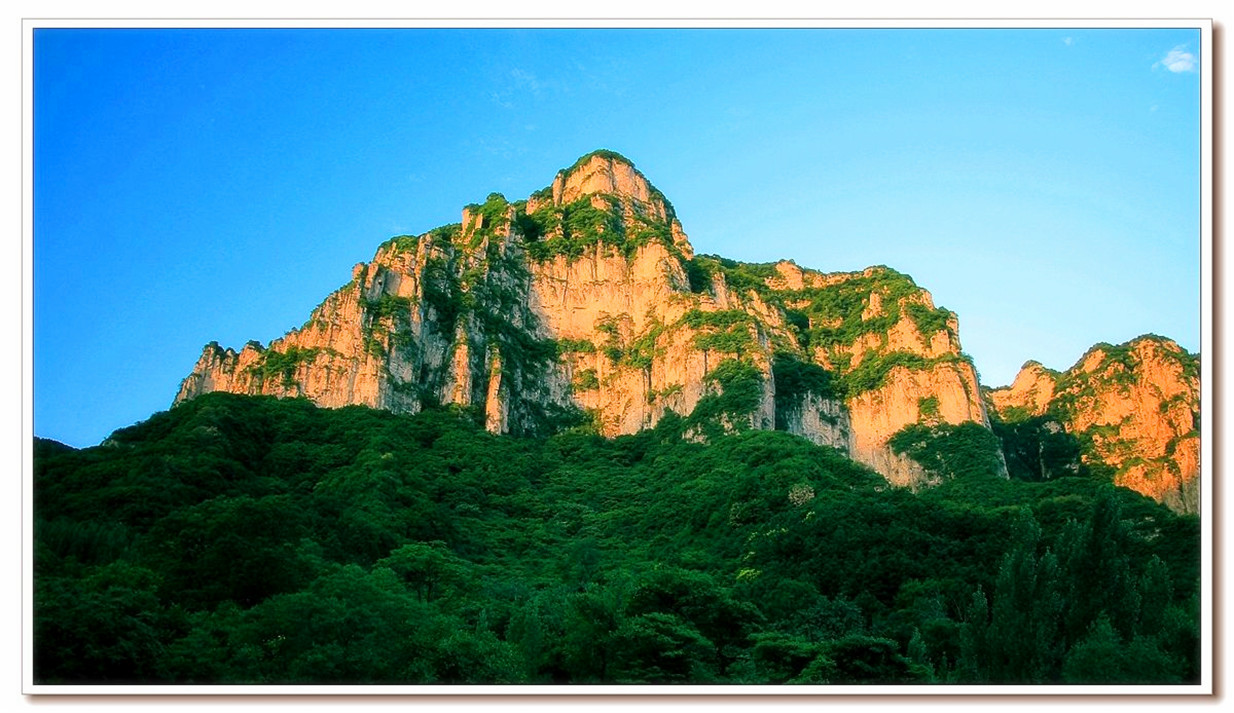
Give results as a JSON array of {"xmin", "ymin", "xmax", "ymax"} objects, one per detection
[
  {"xmin": 1136, "ymin": 555, "xmax": 1174, "ymax": 637},
  {"xmin": 1059, "ymin": 489, "xmax": 1140, "ymax": 646},
  {"xmin": 747, "ymin": 632, "xmax": 828, "ymax": 683},
  {"xmin": 956, "ymin": 586, "xmax": 990, "ymax": 681},
  {"xmin": 1062, "ymin": 613, "xmax": 1184, "ymax": 684},
  {"xmin": 608, "ymin": 613, "xmax": 717, "ymax": 683},
  {"xmin": 560, "ymin": 579, "xmax": 630, "ymax": 681},
  {"xmin": 138, "ymin": 494, "xmax": 315, "ymax": 608},
  {"xmin": 985, "ymin": 510, "xmax": 1064, "ymax": 682},
  {"xmin": 35, "ymin": 560, "xmax": 168, "ymax": 683},
  {"xmin": 822, "ymin": 635, "xmax": 928, "ymax": 684},
  {"xmin": 376, "ymin": 541, "xmax": 469, "ymax": 603},
  {"xmin": 624, "ymin": 567, "xmax": 762, "ymax": 676},
  {"xmin": 1062, "ymin": 614, "xmax": 1124, "ymax": 683}
]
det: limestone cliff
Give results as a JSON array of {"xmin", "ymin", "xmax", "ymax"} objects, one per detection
[
  {"xmin": 176, "ymin": 150, "xmax": 1000, "ymax": 487},
  {"xmin": 987, "ymin": 336, "xmax": 1200, "ymax": 513}
]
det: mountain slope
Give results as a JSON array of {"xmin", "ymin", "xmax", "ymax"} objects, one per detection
[{"xmin": 33, "ymin": 392, "xmax": 1201, "ymax": 685}]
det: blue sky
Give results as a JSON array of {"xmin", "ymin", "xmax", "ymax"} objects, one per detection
[{"xmin": 32, "ymin": 26, "xmax": 1203, "ymax": 448}]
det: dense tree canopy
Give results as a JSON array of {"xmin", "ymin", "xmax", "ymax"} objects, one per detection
[{"xmin": 33, "ymin": 393, "xmax": 1200, "ymax": 685}]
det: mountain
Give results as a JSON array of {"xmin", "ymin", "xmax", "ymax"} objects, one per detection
[
  {"xmin": 38, "ymin": 151, "xmax": 1204, "ymax": 686},
  {"xmin": 176, "ymin": 150, "xmax": 997, "ymax": 490},
  {"xmin": 987, "ymin": 336, "xmax": 1200, "ymax": 514},
  {"xmin": 176, "ymin": 150, "xmax": 1199, "ymax": 508}
]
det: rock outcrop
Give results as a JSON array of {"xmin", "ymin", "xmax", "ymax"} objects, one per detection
[
  {"xmin": 988, "ymin": 361, "xmax": 1058, "ymax": 418},
  {"xmin": 175, "ymin": 151, "xmax": 1027, "ymax": 489},
  {"xmin": 987, "ymin": 336, "xmax": 1200, "ymax": 513}
]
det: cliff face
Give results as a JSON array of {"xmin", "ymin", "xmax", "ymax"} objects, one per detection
[
  {"xmin": 175, "ymin": 151, "xmax": 1001, "ymax": 487},
  {"xmin": 987, "ymin": 337, "xmax": 1200, "ymax": 513},
  {"xmin": 177, "ymin": 199, "xmax": 574, "ymax": 436},
  {"xmin": 988, "ymin": 361, "xmax": 1057, "ymax": 418}
]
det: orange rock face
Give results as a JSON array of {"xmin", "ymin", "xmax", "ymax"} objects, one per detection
[
  {"xmin": 988, "ymin": 337, "xmax": 1200, "ymax": 513},
  {"xmin": 988, "ymin": 362, "xmax": 1058, "ymax": 418}
]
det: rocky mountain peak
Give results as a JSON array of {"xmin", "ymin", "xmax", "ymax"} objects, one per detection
[{"xmin": 547, "ymin": 150, "xmax": 675, "ymax": 223}]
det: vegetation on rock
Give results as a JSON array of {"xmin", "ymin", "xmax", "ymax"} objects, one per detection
[
  {"xmin": 687, "ymin": 359, "xmax": 765, "ymax": 438},
  {"xmin": 518, "ymin": 193, "xmax": 679, "ymax": 263},
  {"xmin": 246, "ymin": 346, "xmax": 334, "ymax": 389},
  {"xmin": 888, "ymin": 422, "xmax": 1006, "ymax": 481},
  {"xmin": 840, "ymin": 351, "xmax": 971, "ymax": 398},
  {"xmin": 772, "ymin": 352, "xmax": 840, "ymax": 430}
]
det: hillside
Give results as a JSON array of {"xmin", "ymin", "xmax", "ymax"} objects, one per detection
[{"xmin": 33, "ymin": 393, "xmax": 1200, "ymax": 684}]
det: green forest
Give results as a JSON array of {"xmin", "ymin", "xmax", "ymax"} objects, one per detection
[{"xmin": 33, "ymin": 393, "xmax": 1200, "ymax": 685}]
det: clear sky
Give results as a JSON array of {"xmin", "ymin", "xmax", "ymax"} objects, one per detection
[{"xmin": 32, "ymin": 26, "xmax": 1203, "ymax": 448}]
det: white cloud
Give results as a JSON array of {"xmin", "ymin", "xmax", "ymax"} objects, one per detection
[{"xmin": 1159, "ymin": 45, "xmax": 1197, "ymax": 73}]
